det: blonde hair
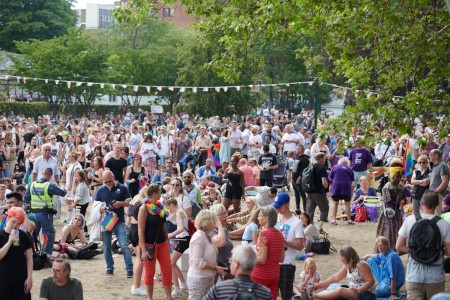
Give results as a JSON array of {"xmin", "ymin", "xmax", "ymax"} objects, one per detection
[
  {"xmin": 194, "ymin": 210, "xmax": 217, "ymax": 231},
  {"xmin": 130, "ymin": 186, "xmax": 149, "ymax": 205},
  {"xmin": 303, "ymin": 258, "xmax": 317, "ymax": 272}
]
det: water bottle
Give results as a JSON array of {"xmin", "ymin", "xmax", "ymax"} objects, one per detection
[{"xmin": 12, "ymin": 229, "xmax": 20, "ymax": 246}]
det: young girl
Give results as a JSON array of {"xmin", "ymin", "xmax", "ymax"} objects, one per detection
[
  {"xmin": 293, "ymin": 258, "xmax": 320, "ymax": 299},
  {"xmin": 241, "ymin": 207, "xmax": 260, "ymax": 246},
  {"xmin": 69, "ymin": 170, "xmax": 91, "ymax": 235}
]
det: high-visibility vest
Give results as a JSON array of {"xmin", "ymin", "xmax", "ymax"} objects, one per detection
[{"xmin": 30, "ymin": 181, "xmax": 53, "ymax": 210}]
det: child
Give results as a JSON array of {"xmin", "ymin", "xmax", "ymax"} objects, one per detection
[
  {"xmin": 185, "ymin": 162, "xmax": 193, "ymax": 173},
  {"xmin": 293, "ymin": 258, "xmax": 320, "ymax": 299}
]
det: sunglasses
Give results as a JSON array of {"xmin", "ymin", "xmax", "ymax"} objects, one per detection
[{"xmin": 418, "ymin": 161, "xmax": 427, "ymax": 164}]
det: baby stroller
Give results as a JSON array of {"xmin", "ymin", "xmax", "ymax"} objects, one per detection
[
  {"xmin": 273, "ymin": 155, "xmax": 288, "ymax": 189},
  {"xmin": 13, "ymin": 164, "xmax": 25, "ymax": 185},
  {"xmin": 178, "ymin": 150, "xmax": 199, "ymax": 174}
]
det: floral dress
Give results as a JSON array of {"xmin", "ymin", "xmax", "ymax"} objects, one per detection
[
  {"xmin": 376, "ymin": 182, "xmax": 406, "ymax": 251},
  {"xmin": 347, "ymin": 261, "xmax": 376, "ymax": 295}
]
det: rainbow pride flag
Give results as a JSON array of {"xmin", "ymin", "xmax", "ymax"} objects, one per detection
[
  {"xmin": 373, "ymin": 167, "xmax": 386, "ymax": 181},
  {"xmin": 0, "ymin": 214, "xmax": 6, "ymax": 229},
  {"xmin": 101, "ymin": 213, "xmax": 119, "ymax": 231},
  {"xmin": 403, "ymin": 138, "xmax": 413, "ymax": 177}
]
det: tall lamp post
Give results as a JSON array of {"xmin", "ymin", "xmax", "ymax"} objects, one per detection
[{"xmin": 313, "ymin": 80, "xmax": 320, "ymax": 131}]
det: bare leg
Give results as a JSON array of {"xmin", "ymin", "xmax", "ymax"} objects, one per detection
[
  {"xmin": 134, "ymin": 246, "xmax": 143, "ymax": 289},
  {"xmin": 332, "ymin": 200, "xmax": 338, "ymax": 220},
  {"xmin": 228, "ymin": 227, "xmax": 245, "ymax": 240},
  {"xmin": 171, "ymin": 251, "xmax": 184, "ymax": 288},
  {"xmin": 222, "ymin": 197, "xmax": 232, "ymax": 212},
  {"xmin": 313, "ymin": 287, "xmax": 357, "ymax": 300},
  {"xmin": 163, "ymin": 284, "xmax": 172, "ymax": 300},
  {"xmin": 345, "ymin": 201, "xmax": 352, "ymax": 221},
  {"xmin": 231, "ymin": 198, "xmax": 240, "ymax": 214},
  {"xmin": 145, "ymin": 284, "xmax": 154, "ymax": 300}
]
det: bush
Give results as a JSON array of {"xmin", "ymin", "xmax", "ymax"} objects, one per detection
[{"xmin": 0, "ymin": 101, "xmax": 49, "ymax": 117}]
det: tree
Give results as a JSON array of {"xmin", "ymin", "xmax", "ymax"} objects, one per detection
[
  {"xmin": 115, "ymin": 0, "xmax": 450, "ymax": 137},
  {"xmin": 9, "ymin": 28, "xmax": 110, "ymax": 115},
  {"xmin": 176, "ymin": 41, "xmax": 262, "ymax": 117},
  {"xmin": 0, "ymin": 0, "xmax": 77, "ymax": 53}
]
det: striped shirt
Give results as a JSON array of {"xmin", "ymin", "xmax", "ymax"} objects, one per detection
[{"xmin": 203, "ymin": 275, "xmax": 272, "ymax": 300}]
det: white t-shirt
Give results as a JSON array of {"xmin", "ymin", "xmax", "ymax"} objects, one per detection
[
  {"xmin": 157, "ymin": 134, "xmax": 174, "ymax": 156},
  {"xmin": 278, "ymin": 214, "xmax": 304, "ymax": 265},
  {"xmin": 248, "ymin": 134, "xmax": 262, "ymax": 153},
  {"xmin": 281, "ymin": 132, "xmax": 300, "ymax": 152},
  {"xmin": 229, "ymin": 130, "xmax": 243, "ymax": 148}
]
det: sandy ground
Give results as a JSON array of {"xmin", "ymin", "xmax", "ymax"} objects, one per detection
[{"xmin": 29, "ymin": 192, "xmax": 450, "ymax": 300}]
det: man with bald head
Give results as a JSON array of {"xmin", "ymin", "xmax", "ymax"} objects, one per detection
[{"xmin": 95, "ymin": 170, "xmax": 133, "ymax": 277}]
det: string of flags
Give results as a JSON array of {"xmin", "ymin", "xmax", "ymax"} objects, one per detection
[{"xmin": 1, "ymin": 74, "xmax": 407, "ymax": 101}]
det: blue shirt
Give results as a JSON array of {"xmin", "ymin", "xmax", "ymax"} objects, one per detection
[
  {"xmin": 94, "ymin": 182, "xmax": 131, "ymax": 222},
  {"xmin": 197, "ymin": 166, "xmax": 216, "ymax": 179},
  {"xmin": 370, "ymin": 249, "xmax": 405, "ymax": 288}
]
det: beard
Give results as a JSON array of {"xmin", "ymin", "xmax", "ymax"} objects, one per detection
[{"xmin": 184, "ymin": 180, "xmax": 192, "ymax": 185}]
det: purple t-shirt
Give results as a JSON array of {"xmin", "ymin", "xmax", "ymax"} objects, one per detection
[
  {"xmin": 349, "ymin": 147, "xmax": 373, "ymax": 172},
  {"xmin": 329, "ymin": 164, "xmax": 354, "ymax": 198}
]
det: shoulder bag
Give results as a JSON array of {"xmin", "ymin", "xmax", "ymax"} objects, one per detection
[{"xmin": 140, "ymin": 216, "xmax": 163, "ymax": 261}]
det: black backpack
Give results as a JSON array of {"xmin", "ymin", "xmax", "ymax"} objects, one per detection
[
  {"xmin": 408, "ymin": 214, "xmax": 442, "ymax": 264},
  {"xmin": 72, "ymin": 242, "xmax": 100, "ymax": 260},
  {"xmin": 226, "ymin": 279, "xmax": 257, "ymax": 300},
  {"xmin": 301, "ymin": 165, "xmax": 316, "ymax": 193}
]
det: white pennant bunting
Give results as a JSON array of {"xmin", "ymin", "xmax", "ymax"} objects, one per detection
[
  {"xmin": 146, "ymin": 86, "xmax": 151, "ymax": 93},
  {"xmin": 55, "ymin": 80, "xmax": 59, "ymax": 85},
  {"xmin": 215, "ymin": 87, "xmax": 220, "ymax": 93},
  {"xmin": 87, "ymin": 82, "xmax": 93, "ymax": 86},
  {"xmin": 157, "ymin": 86, "xmax": 162, "ymax": 91},
  {"xmin": 133, "ymin": 85, "xmax": 139, "ymax": 92},
  {"xmin": 192, "ymin": 87, "xmax": 197, "ymax": 93}
]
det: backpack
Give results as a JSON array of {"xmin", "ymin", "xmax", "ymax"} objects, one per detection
[
  {"xmin": 301, "ymin": 165, "xmax": 316, "ymax": 193},
  {"xmin": 226, "ymin": 279, "xmax": 257, "ymax": 300},
  {"xmin": 408, "ymin": 214, "xmax": 442, "ymax": 264},
  {"xmin": 72, "ymin": 242, "xmax": 100, "ymax": 260},
  {"xmin": 184, "ymin": 218, "xmax": 197, "ymax": 236}
]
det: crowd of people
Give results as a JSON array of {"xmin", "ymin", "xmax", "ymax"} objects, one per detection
[{"xmin": 0, "ymin": 105, "xmax": 449, "ymax": 299}]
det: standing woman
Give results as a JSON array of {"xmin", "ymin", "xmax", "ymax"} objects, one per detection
[
  {"xmin": 251, "ymin": 206, "xmax": 285, "ymax": 300},
  {"xmin": 127, "ymin": 186, "xmax": 149, "ymax": 296},
  {"xmin": 61, "ymin": 151, "xmax": 82, "ymax": 223},
  {"xmin": 125, "ymin": 153, "xmax": 149, "ymax": 199},
  {"xmin": 138, "ymin": 134, "xmax": 158, "ymax": 179},
  {"xmin": 209, "ymin": 204, "xmax": 234, "ymax": 282},
  {"xmin": 375, "ymin": 160, "xmax": 406, "ymax": 251},
  {"xmin": 87, "ymin": 156, "xmax": 104, "ymax": 199},
  {"xmin": 77, "ymin": 145, "xmax": 87, "ymax": 168},
  {"xmin": 223, "ymin": 153, "xmax": 245, "ymax": 214},
  {"xmin": 0, "ymin": 207, "xmax": 33, "ymax": 298},
  {"xmin": 170, "ymin": 177, "xmax": 191, "ymax": 218},
  {"xmin": 70, "ymin": 170, "xmax": 91, "ymax": 236},
  {"xmin": 187, "ymin": 210, "xmax": 228, "ymax": 299},
  {"xmin": 138, "ymin": 184, "xmax": 172, "ymax": 299},
  {"xmin": 0, "ymin": 137, "xmax": 10, "ymax": 179},
  {"xmin": 4, "ymin": 132, "xmax": 17, "ymax": 180},
  {"xmin": 328, "ymin": 157, "xmax": 355, "ymax": 225},
  {"xmin": 219, "ymin": 128, "xmax": 231, "ymax": 170},
  {"xmin": 165, "ymin": 196, "xmax": 190, "ymax": 298},
  {"xmin": 410, "ymin": 154, "xmax": 431, "ymax": 214}
]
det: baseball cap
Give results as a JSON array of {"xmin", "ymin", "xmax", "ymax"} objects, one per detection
[{"xmin": 272, "ymin": 192, "xmax": 290, "ymax": 209}]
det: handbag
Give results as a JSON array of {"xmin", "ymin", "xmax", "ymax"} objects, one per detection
[
  {"xmin": 140, "ymin": 217, "xmax": 162, "ymax": 261},
  {"xmin": 311, "ymin": 237, "xmax": 337, "ymax": 254},
  {"xmin": 0, "ymin": 161, "xmax": 6, "ymax": 170},
  {"xmin": 354, "ymin": 205, "xmax": 367, "ymax": 222}
]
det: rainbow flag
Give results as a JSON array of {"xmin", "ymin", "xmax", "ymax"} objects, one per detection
[
  {"xmin": 403, "ymin": 138, "xmax": 413, "ymax": 176},
  {"xmin": 42, "ymin": 234, "xmax": 49, "ymax": 251},
  {"xmin": 373, "ymin": 167, "xmax": 386, "ymax": 181},
  {"xmin": 101, "ymin": 213, "xmax": 119, "ymax": 231},
  {"xmin": 0, "ymin": 214, "xmax": 6, "ymax": 229}
]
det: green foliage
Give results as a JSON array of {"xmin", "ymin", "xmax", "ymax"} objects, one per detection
[
  {"xmin": 60, "ymin": 103, "xmax": 171, "ymax": 117},
  {"xmin": 0, "ymin": 0, "xmax": 77, "ymax": 52},
  {"xmin": 0, "ymin": 101, "xmax": 49, "ymax": 117}
]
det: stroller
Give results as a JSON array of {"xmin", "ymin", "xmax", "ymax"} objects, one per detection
[
  {"xmin": 273, "ymin": 155, "xmax": 288, "ymax": 189},
  {"xmin": 178, "ymin": 150, "xmax": 199, "ymax": 174}
]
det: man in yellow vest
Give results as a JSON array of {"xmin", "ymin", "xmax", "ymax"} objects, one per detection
[{"xmin": 24, "ymin": 168, "xmax": 67, "ymax": 255}]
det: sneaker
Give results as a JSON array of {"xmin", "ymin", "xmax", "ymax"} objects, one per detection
[
  {"xmin": 84, "ymin": 232, "xmax": 90, "ymax": 238},
  {"xmin": 319, "ymin": 229, "xmax": 329, "ymax": 236},
  {"xmin": 105, "ymin": 269, "xmax": 114, "ymax": 275},
  {"xmin": 61, "ymin": 219, "xmax": 67, "ymax": 223},
  {"xmin": 127, "ymin": 270, "xmax": 134, "ymax": 278},
  {"xmin": 171, "ymin": 287, "xmax": 182, "ymax": 298},
  {"xmin": 331, "ymin": 220, "xmax": 337, "ymax": 225},
  {"xmin": 131, "ymin": 285, "xmax": 147, "ymax": 296},
  {"xmin": 347, "ymin": 220, "xmax": 355, "ymax": 225},
  {"xmin": 180, "ymin": 282, "xmax": 188, "ymax": 291}
]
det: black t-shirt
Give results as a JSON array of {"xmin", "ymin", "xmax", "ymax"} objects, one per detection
[
  {"xmin": 258, "ymin": 153, "xmax": 278, "ymax": 179},
  {"xmin": 23, "ymin": 132, "xmax": 36, "ymax": 144},
  {"xmin": 310, "ymin": 163, "xmax": 328, "ymax": 194},
  {"xmin": 105, "ymin": 157, "xmax": 128, "ymax": 183},
  {"xmin": 0, "ymin": 229, "xmax": 33, "ymax": 283},
  {"xmin": 292, "ymin": 155, "xmax": 310, "ymax": 180}
]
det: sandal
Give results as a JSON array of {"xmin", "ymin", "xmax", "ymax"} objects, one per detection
[
  {"xmin": 331, "ymin": 219, "xmax": 337, "ymax": 225},
  {"xmin": 347, "ymin": 220, "xmax": 355, "ymax": 225},
  {"xmin": 319, "ymin": 229, "xmax": 329, "ymax": 236}
]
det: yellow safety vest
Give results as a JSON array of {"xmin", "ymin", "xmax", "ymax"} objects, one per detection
[{"xmin": 30, "ymin": 181, "xmax": 53, "ymax": 210}]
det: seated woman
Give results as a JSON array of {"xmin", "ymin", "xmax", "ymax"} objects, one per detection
[
  {"xmin": 241, "ymin": 208, "xmax": 260, "ymax": 246},
  {"xmin": 312, "ymin": 245, "xmax": 376, "ymax": 300},
  {"xmin": 300, "ymin": 212, "xmax": 320, "ymax": 252},
  {"xmin": 201, "ymin": 182, "xmax": 223, "ymax": 209},
  {"xmin": 362, "ymin": 236, "xmax": 405, "ymax": 298},
  {"xmin": 227, "ymin": 197, "xmax": 259, "ymax": 240},
  {"xmin": 353, "ymin": 176, "xmax": 377, "ymax": 205},
  {"xmin": 53, "ymin": 213, "xmax": 87, "ymax": 259}
]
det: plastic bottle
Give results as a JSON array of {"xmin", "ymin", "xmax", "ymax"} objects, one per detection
[{"xmin": 12, "ymin": 229, "xmax": 20, "ymax": 246}]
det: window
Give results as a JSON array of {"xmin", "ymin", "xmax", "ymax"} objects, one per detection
[{"xmin": 162, "ymin": 8, "xmax": 175, "ymax": 17}]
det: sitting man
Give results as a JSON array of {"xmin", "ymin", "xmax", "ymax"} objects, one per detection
[
  {"xmin": 362, "ymin": 236, "xmax": 405, "ymax": 298},
  {"xmin": 39, "ymin": 258, "xmax": 83, "ymax": 300},
  {"xmin": 245, "ymin": 185, "xmax": 277, "ymax": 207},
  {"xmin": 203, "ymin": 245, "xmax": 272, "ymax": 300}
]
